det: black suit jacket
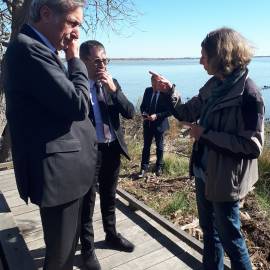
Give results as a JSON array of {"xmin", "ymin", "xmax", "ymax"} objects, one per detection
[
  {"xmin": 4, "ymin": 24, "xmax": 97, "ymax": 207},
  {"xmin": 140, "ymin": 87, "xmax": 171, "ymax": 132},
  {"xmin": 89, "ymin": 80, "xmax": 135, "ymax": 159}
]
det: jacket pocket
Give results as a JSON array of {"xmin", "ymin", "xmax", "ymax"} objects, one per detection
[{"xmin": 46, "ymin": 139, "xmax": 81, "ymax": 154}]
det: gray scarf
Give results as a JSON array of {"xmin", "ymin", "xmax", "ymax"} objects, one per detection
[{"xmin": 199, "ymin": 68, "xmax": 246, "ymax": 129}]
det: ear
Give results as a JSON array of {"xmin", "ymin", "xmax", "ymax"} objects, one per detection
[{"xmin": 39, "ymin": 5, "xmax": 53, "ymax": 23}]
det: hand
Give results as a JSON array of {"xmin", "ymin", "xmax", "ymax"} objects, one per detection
[
  {"xmin": 142, "ymin": 112, "xmax": 149, "ymax": 120},
  {"xmin": 64, "ymin": 32, "xmax": 79, "ymax": 60},
  {"xmin": 147, "ymin": 114, "xmax": 157, "ymax": 121},
  {"xmin": 149, "ymin": 71, "xmax": 173, "ymax": 92},
  {"xmin": 181, "ymin": 122, "xmax": 204, "ymax": 141},
  {"xmin": 96, "ymin": 70, "xmax": 117, "ymax": 92}
]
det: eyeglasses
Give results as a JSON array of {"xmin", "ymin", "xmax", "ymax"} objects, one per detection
[{"xmin": 87, "ymin": 58, "xmax": 110, "ymax": 66}]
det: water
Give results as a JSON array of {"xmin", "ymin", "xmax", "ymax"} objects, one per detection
[{"xmin": 107, "ymin": 57, "xmax": 270, "ymax": 118}]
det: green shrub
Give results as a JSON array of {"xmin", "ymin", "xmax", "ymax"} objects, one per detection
[
  {"xmin": 163, "ymin": 153, "xmax": 189, "ymax": 177},
  {"xmin": 161, "ymin": 191, "xmax": 196, "ymax": 216}
]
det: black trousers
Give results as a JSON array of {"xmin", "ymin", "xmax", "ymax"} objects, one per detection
[
  {"xmin": 40, "ymin": 197, "xmax": 83, "ymax": 270},
  {"xmin": 141, "ymin": 125, "xmax": 164, "ymax": 170},
  {"xmin": 80, "ymin": 140, "xmax": 121, "ymax": 253}
]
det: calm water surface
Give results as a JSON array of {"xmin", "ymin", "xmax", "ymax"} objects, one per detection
[{"xmin": 108, "ymin": 57, "xmax": 270, "ymax": 117}]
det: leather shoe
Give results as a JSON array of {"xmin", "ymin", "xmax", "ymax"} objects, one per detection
[
  {"xmin": 81, "ymin": 250, "xmax": 101, "ymax": 270},
  {"xmin": 155, "ymin": 168, "xmax": 162, "ymax": 176},
  {"xmin": 137, "ymin": 169, "xmax": 145, "ymax": 178},
  {"xmin": 105, "ymin": 233, "xmax": 135, "ymax": 252}
]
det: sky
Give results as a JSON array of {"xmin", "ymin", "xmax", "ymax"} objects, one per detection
[{"xmin": 81, "ymin": 0, "xmax": 270, "ymax": 58}]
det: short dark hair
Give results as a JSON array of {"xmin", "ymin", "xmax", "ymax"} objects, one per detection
[
  {"xmin": 201, "ymin": 27, "xmax": 254, "ymax": 77},
  {"xmin": 79, "ymin": 40, "xmax": 105, "ymax": 60},
  {"xmin": 29, "ymin": 0, "xmax": 85, "ymax": 22}
]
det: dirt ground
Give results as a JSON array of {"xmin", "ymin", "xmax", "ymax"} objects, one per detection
[{"xmin": 119, "ymin": 170, "xmax": 270, "ymax": 270}]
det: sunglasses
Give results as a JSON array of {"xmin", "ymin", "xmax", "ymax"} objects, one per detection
[{"xmin": 88, "ymin": 58, "xmax": 110, "ymax": 65}]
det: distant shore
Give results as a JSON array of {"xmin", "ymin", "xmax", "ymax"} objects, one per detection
[{"xmin": 110, "ymin": 56, "xmax": 270, "ymax": 61}]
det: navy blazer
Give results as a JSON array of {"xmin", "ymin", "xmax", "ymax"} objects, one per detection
[
  {"xmin": 89, "ymin": 79, "xmax": 135, "ymax": 159},
  {"xmin": 140, "ymin": 87, "xmax": 172, "ymax": 132},
  {"xmin": 4, "ymin": 24, "xmax": 97, "ymax": 207}
]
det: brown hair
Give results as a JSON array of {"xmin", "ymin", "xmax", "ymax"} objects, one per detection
[{"xmin": 201, "ymin": 27, "xmax": 254, "ymax": 77}]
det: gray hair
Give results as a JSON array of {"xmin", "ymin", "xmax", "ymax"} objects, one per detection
[{"xmin": 29, "ymin": 0, "xmax": 85, "ymax": 22}]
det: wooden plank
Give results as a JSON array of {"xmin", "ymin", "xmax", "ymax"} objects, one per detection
[
  {"xmin": 11, "ymin": 203, "xmax": 39, "ymax": 216},
  {"xmin": 0, "ymin": 192, "xmax": 36, "ymax": 270},
  {"xmin": 0, "ymin": 162, "xmax": 13, "ymax": 171},
  {"xmin": 0, "ymin": 180, "xmax": 16, "ymax": 190},
  {"xmin": 0, "ymin": 169, "xmax": 14, "ymax": 177},
  {"xmin": 146, "ymin": 255, "xmax": 194, "ymax": 270},
  {"xmin": 0, "ymin": 185, "xmax": 18, "ymax": 193},
  {"xmin": 111, "ymin": 247, "xmax": 177, "ymax": 270},
  {"xmin": 100, "ymin": 238, "xmax": 163, "ymax": 269}
]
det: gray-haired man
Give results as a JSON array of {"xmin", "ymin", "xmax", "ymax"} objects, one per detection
[{"xmin": 4, "ymin": 1, "xmax": 99, "ymax": 269}]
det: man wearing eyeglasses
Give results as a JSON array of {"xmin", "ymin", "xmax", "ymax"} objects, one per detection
[{"xmin": 79, "ymin": 40, "xmax": 135, "ymax": 268}]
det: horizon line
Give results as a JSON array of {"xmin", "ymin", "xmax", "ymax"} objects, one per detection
[{"xmin": 109, "ymin": 55, "xmax": 270, "ymax": 60}]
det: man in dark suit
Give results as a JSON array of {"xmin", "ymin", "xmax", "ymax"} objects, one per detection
[
  {"xmin": 138, "ymin": 75, "xmax": 172, "ymax": 177},
  {"xmin": 3, "ymin": 1, "xmax": 98, "ymax": 269},
  {"xmin": 79, "ymin": 40, "xmax": 135, "ymax": 262}
]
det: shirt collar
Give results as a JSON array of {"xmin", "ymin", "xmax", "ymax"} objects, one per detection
[{"xmin": 29, "ymin": 25, "xmax": 56, "ymax": 53}]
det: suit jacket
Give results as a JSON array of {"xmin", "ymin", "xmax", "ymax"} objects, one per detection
[
  {"xmin": 140, "ymin": 87, "xmax": 172, "ymax": 132},
  {"xmin": 4, "ymin": 24, "xmax": 97, "ymax": 207},
  {"xmin": 89, "ymin": 80, "xmax": 135, "ymax": 159}
]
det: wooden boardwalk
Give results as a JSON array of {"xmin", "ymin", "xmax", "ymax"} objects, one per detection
[{"xmin": 0, "ymin": 169, "xmax": 203, "ymax": 270}]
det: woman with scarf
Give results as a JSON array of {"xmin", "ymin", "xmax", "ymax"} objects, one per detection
[{"xmin": 151, "ymin": 28, "xmax": 265, "ymax": 269}]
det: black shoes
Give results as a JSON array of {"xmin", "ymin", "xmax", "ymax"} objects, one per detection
[
  {"xmin": 137, "ymin": 169, "xmax": 145, "ymax": 178},
  {"xmin": 81, "ymin": 250, "xmax": 101, "ymax": 270},
  {"xmin": 137, "ymin": 167, "xmax": 162, "ymax": 178},
  {"xmin": 155, "ymin": 167, "xmax": 162, "ymax": 176},
  {"xmin": 105, "ymin": 233, "xmax": 135, "ymax": 252}
]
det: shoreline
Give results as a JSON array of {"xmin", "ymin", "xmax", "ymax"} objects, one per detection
[{"xmin": 110, "ymin": 55, "xmax": 270, "ymax": 61}]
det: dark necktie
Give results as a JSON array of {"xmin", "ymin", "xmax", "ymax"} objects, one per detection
[
  {"xmin": 95, "ymin": 83, "xmax": 111, "ymax": 141},
  {"xmin": 149, "ymin": 92, "xmax": 157, "ymax": 115}
]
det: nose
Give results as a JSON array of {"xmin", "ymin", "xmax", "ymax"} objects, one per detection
[{"xmin": 72, "ymin": 28, "xmax": 79, "ymax": 39}]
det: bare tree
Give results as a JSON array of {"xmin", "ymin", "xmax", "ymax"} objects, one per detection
[{"xmin": 0, "ymin": 0, "xmax": 139, "ymax": 162}]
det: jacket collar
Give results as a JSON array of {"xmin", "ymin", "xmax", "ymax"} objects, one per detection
[
  {"xmin": 20, "ymin": 24, "xmax": 67, "ymax": 75},
  {"xmin": 20, "ymin": 24, "xmax": 48, "ymax": 48}
]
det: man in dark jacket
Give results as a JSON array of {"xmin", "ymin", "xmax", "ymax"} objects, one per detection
[
  {"xmin": 79, "ymin": 40, "xmax": 135, "ymax": 267},
  {"xmin": 138, "ymin": 76, "xmax": 172, "ymax": 177},
  {"xmin": 3, "ymin": 1, "xmax": 98, "ymax": 269}
]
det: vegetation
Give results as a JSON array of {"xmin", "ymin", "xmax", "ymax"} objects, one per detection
[
  {"xmin": 256, "ymin": 123, "xmax": 270, "ymax": 215},
  {"xmin": 163, "ymin": 153, "xmax": 189, "ymax": 177},
  {"xmin": 160, "ymin": 190, "xmax": 197, "ymax": 217}
]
